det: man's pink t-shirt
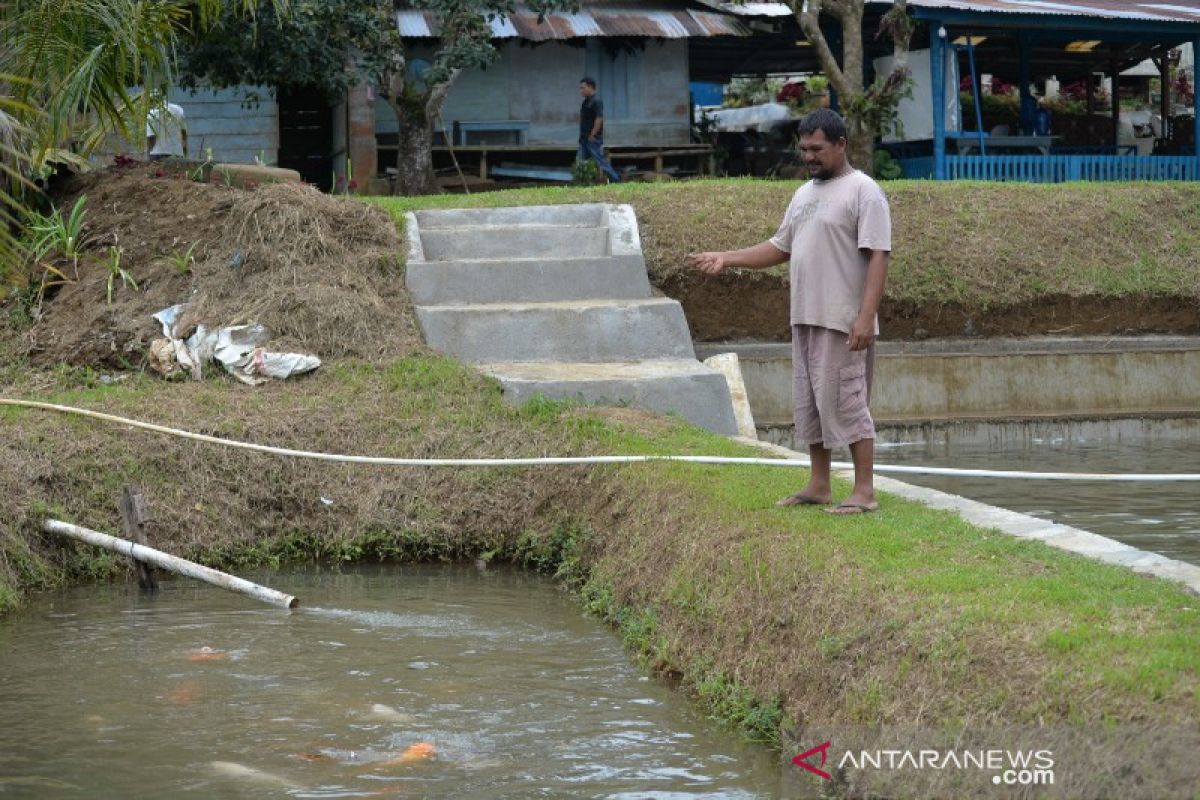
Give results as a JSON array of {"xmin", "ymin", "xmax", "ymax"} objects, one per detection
[{"xmin": 769, "ymin": 169, "xmax": 892, "ymax": 335}]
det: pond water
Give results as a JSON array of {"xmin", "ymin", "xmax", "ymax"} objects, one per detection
[
  {"xmin": 0, "ymin": 564, "xmax": 782, "ymax": 799},
  {"xmin": 876, "ymin": 423, "xmax": 1200, "ymax": 566}
]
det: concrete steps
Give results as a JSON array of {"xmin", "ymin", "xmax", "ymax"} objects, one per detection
[
  {"xmin": 415, "ymin": 298, "xmax": 697, "ymax": 363},
  {"xmin": 404, "ymin": 203, "xmax": 737, "ymax": 434},
  {"xmin": 417, "ymin": 225, "xmax": 609, "ymax": 260},
  {"xmin": 407, "ymin": 256, "xmax": 651, "ymax": 304},
  {"xmin": 478, "ymin": 360, "xmax": 739, "ymax": 435}
]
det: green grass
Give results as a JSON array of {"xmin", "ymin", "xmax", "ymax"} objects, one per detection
[{"xmin": 579, "ymin": 416, "xmax": 1200, "ymax": 727}]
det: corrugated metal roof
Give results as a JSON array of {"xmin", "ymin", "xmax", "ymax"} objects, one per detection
[
  {"xmin": 693, "ymin": 0, "xmax": 792, "ymax": 17},
  {"xmin": 906, "ymin": 0, "xmax": 1200, "ymax": 23},
  {"xmin": 395, "ymin": 6, "xmax": 753, "ymax": 39}
]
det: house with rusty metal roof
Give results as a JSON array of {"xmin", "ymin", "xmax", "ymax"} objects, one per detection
[
  {"xmin": 377, "ymin": 0, "xmax": 1200, "ymax": 183},
  {"xmin": 374, "ymin": 0, "xmax": 796, "ymax": 181}
]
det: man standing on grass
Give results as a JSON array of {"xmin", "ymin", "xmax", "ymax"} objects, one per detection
[
  {"xmin": 578, "ymin": 77, "xmax": 621, "ymax": 184},
  {"xmin": 688, "ymin": 108, "xmax": 891, "ymax": 514}
]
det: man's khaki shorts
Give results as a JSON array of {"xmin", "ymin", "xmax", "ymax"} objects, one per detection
[{"xmin": 791, "ymin": 324, "xmax": 876, "ymax": 449}]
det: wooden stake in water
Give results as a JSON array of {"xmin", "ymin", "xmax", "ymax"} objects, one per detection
[
  {"xmin": 119, "ymin": 486, "xmax": 157, "ymax": 592},
  {"xmin": 44, "ymin": 519, "xmax": 298, "ymax": 609}
]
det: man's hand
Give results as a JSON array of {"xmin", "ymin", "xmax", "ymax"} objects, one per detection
[
  {"xmin": 847, "ymin": 314, "xmax": 874, "ymax": 351},
  {"xmin": 688, "ymin": 251, "xmax": 726, "ymax": 276}
]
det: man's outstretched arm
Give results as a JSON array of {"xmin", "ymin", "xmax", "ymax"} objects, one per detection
[{"xmin": 687, "ymin": 242, "xmax": 788, "ymax": 275}]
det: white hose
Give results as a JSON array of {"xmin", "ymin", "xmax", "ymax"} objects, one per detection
[{"xmin": 2, "ymin": 398, "xmax": 1198, "ymax": 482}]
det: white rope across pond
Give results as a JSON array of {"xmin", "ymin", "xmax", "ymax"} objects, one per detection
[{"xmin": 3, "ymin": 398, "xmax": 1198, "ymax": 482}]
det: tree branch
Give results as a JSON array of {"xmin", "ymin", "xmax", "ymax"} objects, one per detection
[
  {"xmin": 878, "ymin": 0, "xmax": 911, "ymax": 74},
  {"xmin": 425, "ymin": 67, "xmax": 461, "ymax": 117},
  {"xmin": 796, "ymin": 0, "xmax": 851, "ymax": 97}
]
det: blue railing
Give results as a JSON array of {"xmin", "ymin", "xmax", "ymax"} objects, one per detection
[
  {"xmin": 899, "ymin": 155, "xmax": 1200, "ymax": 182},
  {"xmin": 897, "ymin": 157, "xmax": 936, "ymax": 179}
]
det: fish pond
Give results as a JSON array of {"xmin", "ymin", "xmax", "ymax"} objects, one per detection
[
  {"xmin": 877, "ymin": 420, "xmax": 1200, "ymax": 565},
  {"xmin": 0, "ymin": 564, "xmax": 782, "ymax": 798}
]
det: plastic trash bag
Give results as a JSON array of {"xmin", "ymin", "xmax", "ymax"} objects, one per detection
[{"xmin": 151, "ymin": 304, "xmax": 320, "ymax": 385}]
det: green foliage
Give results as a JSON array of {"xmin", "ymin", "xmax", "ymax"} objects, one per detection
[
  {"xmin": 722, "ymin": 76, "xmax": 782, "ymax": 108},
  {"xmin": 873, "ymin": 148, "xmax": 902, "ymax": 180},
  {"xmin": 695, "ymin": 669, "xmax": 783, "ymax": 745},
  {"xmin": 167, "ymin": 241, "xmax": 198, "ymax": 274},
  {"xmin": 513, "ymin": 520, "xmax": 589, "ymax": 587},
  {"xmin": 841, "ymin": 66, "xmax": 914, "ymax": 142},
  {"xmin": 959, "ymin": 91, "xmax": 1022, "ymax": 126},
  {"xmin": 571, "ymin": 158, "xmax": 601, "ymax": 186},
  {"xmin": 24, "ymin": 195, "xmax": 88, "ymax": 276},
  {"xmin": 0, "ymin": 0, "xmax": 283, "ymax": 290},
  {"xmin": 179, "ymin": 0, "xmax": 397, "ymax": 100},
  {"xmin": 103, "ymin": 246, "xmax": 138, "ymax": 305},
  {"xmin": 19, "ymin": 195, "xmax": 86, "ymax": 308},
  {"xmin": 186, "ymin": 148, "xmax": 216, "ymax": 182}
]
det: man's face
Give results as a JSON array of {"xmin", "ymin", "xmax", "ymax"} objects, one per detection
[
  {"xmin": 580, "ymin": 82, "xmax": 595, "ymax": 98},
  {"xmin": 798, "ymin": 129, "xmax": 847, "ymax": 180}
]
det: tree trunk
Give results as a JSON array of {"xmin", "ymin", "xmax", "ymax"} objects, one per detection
[
  {"xmin": 846, "ymin": 118, "xmax": 876, "ymax": 173},
  {"xmin": 387, "ymin": 70, "xmax": 460, "ymax": 197},
  {"xmin": 390, "ymin": 99, "xmax": 438, "ymax": 196},
  {"xmin": 795, "ymin": 0, "xmax": 912, "ymax": 178}
]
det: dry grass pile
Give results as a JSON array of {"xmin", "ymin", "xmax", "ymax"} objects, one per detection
[{"xmin": 23, "ymin": 168, "xmax": 421, "ymax": 369}]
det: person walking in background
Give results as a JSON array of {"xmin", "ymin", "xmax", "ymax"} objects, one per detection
[
  {"xmin": 687, "ymin": 108, "xmax": 891, "ymax": 515},
  {"xmin": 578, "ymin": 77, "xmax": 620, "ymax": 183},
  {"xmin": 146, "ymin": 92, "xmax": 188, "ymax": 160}
]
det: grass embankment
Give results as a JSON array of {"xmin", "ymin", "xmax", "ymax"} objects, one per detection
[
  {"xmin": 2, "ymin": 174, "xmax": 1199, "ymax": 762},
  {"xmin": 370, "ymin": 179, "xmax": 1200, "ymax": 339},
  {"xmin": 2, "ymin": 357, "xmax": 1198, "ymax": 743}
]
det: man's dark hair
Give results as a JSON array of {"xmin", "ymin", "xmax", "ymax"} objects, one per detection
[
  {"xmin": 797, "ymin": 108, "xmax": 848, "ymax": 144},
  {"xmin": 580, "ymin": 76, "xmax": 597, "ymax": 89}
]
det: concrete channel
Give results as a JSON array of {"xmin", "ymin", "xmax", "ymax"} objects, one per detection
[{"xmin": 696, "ymin": 336, "xmax": 1200, "ymax": 430}]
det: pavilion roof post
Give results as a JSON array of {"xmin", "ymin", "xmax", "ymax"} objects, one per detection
[
  {"xmin": 965, "ymin": 41, "xmax": 986, "ymax": 154},
  {"xmin": 1194, "ymin": 36, "xmax": 1200, "ymax": 160},
  {"xmin": 1158, "ymin": 54, "xmax": 1170, "ymax": 148},
  {"xmin": 931, "ymin": 19, "xmax": 946, "ymax": 179},
  {"xmin": 1018, "ymin": 31, "xmax": 1033, "ymax": 135},
  {"xmin": 1111, "ymin": 44, "xmax": 1121, "ymax": 148}
]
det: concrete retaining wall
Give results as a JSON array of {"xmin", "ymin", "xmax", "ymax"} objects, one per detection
[{"xmin": 696, "ymin": 337, "xmax": 1200, "ymax": 428}]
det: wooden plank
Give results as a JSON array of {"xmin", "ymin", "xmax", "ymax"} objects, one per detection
[{"xmin": 119, "ymin": 486, "xmax": 157, "ymax": 592}]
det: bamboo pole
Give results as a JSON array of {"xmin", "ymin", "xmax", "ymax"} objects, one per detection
[{"xmin": 44, "ymin": 519, "xmax": 297, "ymax": 609}]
